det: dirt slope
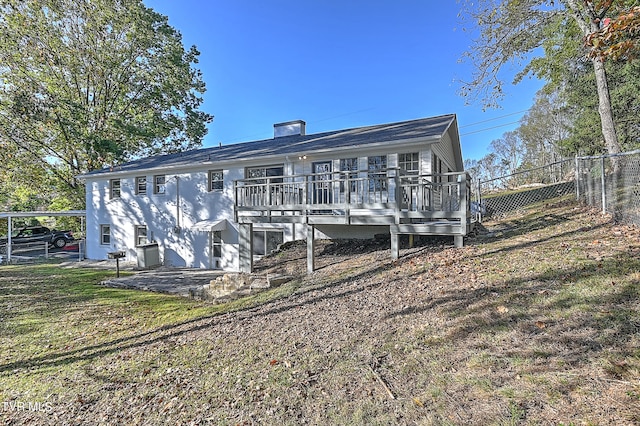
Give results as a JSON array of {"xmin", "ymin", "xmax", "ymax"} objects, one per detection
[{"xmin": 5, "ymin": 199, "xmax": 640, "ymax": 425}]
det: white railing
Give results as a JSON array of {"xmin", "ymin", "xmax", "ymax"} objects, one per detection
[
  {"xmin": 234, "ymin": 170, "xmax": 471, "ymax": 221},
  {"xmin": 398, "ymin": 173, "xmax": 470, "ymax": 213},
  {"xmin": 235, "ymin": 170, "xmax": 393, "ymax": 209}
]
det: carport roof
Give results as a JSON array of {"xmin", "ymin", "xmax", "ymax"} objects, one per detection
[{"xmin": 0, "ymin": 210, "xmax": 86, "ymax": 218}]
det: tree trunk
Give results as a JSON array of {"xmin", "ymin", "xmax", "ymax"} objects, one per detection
[{"xmin": 591, "ymin": 55, "xmax": 621, "ymax": 156}]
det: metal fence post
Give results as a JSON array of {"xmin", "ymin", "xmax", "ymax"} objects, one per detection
[
  {"xmin": 475, "ymin": 179, "xmax": 482, "ymax": 223},
  {"xmin": 601, "ymin": 156, "xmax": 607, "ymax": 215},
  {"xmin": 7, "ymin": 216, "xmax": 11, "ymax": 264},
  {"xmin": 575, "ymin": 155, "xmax": 580, "ymax": 200}
]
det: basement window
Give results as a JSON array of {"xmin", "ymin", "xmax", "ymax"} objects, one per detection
[
  {"xmin": 135, "ymin": 225, "xmax": 148, "ymax": 246},
  {"xmin": 252, "ymin": 230, "xmax": 283, "ymax": 256},
  {"xmin": 100, "ymin": 224, "xmax": 111, "ymax": 245}
]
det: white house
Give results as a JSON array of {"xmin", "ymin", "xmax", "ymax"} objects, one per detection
[{"xmin": 80, "ymin": 114, "xmax": 472, "ymax": 273}]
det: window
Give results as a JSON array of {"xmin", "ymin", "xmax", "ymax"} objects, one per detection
[
  {"xmin": 368, "ymin": 155, "xmax": 387, "ymax": 192},
  {"xmin": 252, "ymin": 230, "xmax": 283, "ymax": 256},
  {"xmin": 154, "ymin": 175, "xmax": 166, "ymax": 194},
  {"xmin": 246, "ymin": 165, "xmax": 284, "ymax": 184},
  {"xmin": 110, "ymin": 179, "xmax": 121, "ymax": 199},
  {"xmin": 212, "ymin": 231, "xmax": 222, "ymax": 258},
  {"xmin": 135, "ymin": 225, "xmax": 147, "ymax": 246},
  {"xmin": 340, "ymin": 158, "xmax": 358, "ymax": 192},
  {"xmin": 399, "ymin": 153, "xmax": 419, "ymax": 175},
  {"xmin": 136, "ymin": 176, "xmax": 147, "ymax": 195},
  {"xmin": 208, "ymin": 170, "xmax": 224, "ymax": 192},
  {"xmin": 100, "ymin": 225, "xmax": 111, "ymax": 245}
]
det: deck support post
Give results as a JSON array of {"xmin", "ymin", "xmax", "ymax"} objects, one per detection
[
  {"xmin": 454, "ymin": 235, "xmax": 464, "ymax": 248},
  {"xmin": 239, "ymin": 223, "xmax": 253, "ymax": 273},
  {"xmin": 307, "ymin": 224, "xmax": 315, "ymax": 273},
  {"xmin": 391, "ymin": 232, "xmax": 399, "ymax": 260}
]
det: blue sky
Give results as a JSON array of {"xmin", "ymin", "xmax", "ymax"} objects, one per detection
[{"xmin": 144, "ymin": 0, "xmax": 544, "ymax": 161}]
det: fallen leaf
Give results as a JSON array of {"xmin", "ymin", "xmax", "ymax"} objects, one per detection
[
  {"xmin": 535, "ymin": 321, "xmax": 546, "ymax": 329},
  {"xmin": 496, "ymin": 305, "xmax": 509, "ymax": 314},
  {"xmin": 269, "ymin": 359, "xmax": 279, "ymax": 366}
]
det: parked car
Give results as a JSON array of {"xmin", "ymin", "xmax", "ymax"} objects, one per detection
[{"xmin": 0, "ymin": 226, "xmax": 74, "ymax": 250}]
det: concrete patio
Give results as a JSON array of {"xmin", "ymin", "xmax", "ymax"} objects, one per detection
[
  {"xmin": 60, "ymin": 260, "xmax": 224, "ymax": 298},
  {"xmin": 59, "ymin": 259, "xmax": 292, "ymax": 301}
]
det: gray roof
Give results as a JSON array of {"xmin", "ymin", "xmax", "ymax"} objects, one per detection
[{"xmin": 81, "ymin": 114, "xmax": 458, "ymax": 177}]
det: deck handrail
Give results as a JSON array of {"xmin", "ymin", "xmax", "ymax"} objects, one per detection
[{"xmin": 234, "ymin": 170, "xmax": 471, "ymax": 221}]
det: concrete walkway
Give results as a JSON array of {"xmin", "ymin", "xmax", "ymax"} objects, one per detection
[{"xmin": 61, "ymin": 260, "xmax": 224, "ymax": 298}]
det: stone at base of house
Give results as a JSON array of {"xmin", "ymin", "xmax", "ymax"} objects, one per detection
[{"xmin": 197, "ymin": 273, "xmax": 293, "ymax": 302}]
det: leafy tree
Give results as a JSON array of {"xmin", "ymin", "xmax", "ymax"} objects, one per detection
[
  {"xmin": 588, "ymin": 5, "xmax": 640, "ymax": 60},
  {"xmin": 465, "ymin": 153, "xmax": 504, "ymax": 189},
  {"xmin": 560, "ymin": 57, "xmax": 640, "ymax": 154},
  {"xmin": 0, "ymin": 0, "xmax": 213, "ymax": 208},
  {"xmin": 518, "ymin": 90, "xmax": 570, "ymax": 163},
  {"xmin": 459, "ymin": 0, "xmax": 623, "ymax": 157},
  {"xmin": 525, "ymin": 2, "xmax": 640, "ymax": 155},
  {"xmin": 489, "ymin": 130, "xmax": 525, "ymax": 176}
]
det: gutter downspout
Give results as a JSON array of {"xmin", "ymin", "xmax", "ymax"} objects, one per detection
[{"xmin": 175, "ymin": 175, "xmax": 181, "ymax": 233}]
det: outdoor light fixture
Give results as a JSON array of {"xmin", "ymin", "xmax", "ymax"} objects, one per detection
[{"xmin": 298, "ymin": 155, "xmax": 307, "ymax": 160}]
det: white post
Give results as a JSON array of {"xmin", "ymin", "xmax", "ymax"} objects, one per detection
[
  {"xmin": 307, "ymin": 224, "xmax": 315, "ymax": 273},
  {"xmin": 391, "ymin": 232, "xmax": 399, "ymax": 260}
]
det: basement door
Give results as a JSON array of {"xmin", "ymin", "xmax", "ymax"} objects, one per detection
[{"xmin": 209, "ymin": 230, "xmax": 222, "ymax": 269}]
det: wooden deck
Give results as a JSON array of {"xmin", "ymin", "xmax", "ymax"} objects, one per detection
[
  {"xmin": 234, "ymin": 170, "xmax": 473, "ymax": 272},
  {"xmin": 235, "ymin": 170, "xmax": 472, "ymax": 234}
]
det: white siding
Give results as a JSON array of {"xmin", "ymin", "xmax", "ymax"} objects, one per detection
[
  {"xmin": 84, "ymin": 129, "xmax": 461, "ymax": 270},
  {"xmin": 431, "ymin": 132, "xmax": 457, "ymax": 173}
]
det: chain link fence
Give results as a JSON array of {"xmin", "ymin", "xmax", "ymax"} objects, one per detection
[
  {"xmin": 471, "ymin": 149, "xmax": 640, "ymax": 227},
  {"xmin": 575, "ymin": 149, "xmax": 640, "ymax": 225},
  {"xmin": 472, "ymin": 159, "xmax": 576, "ymax": 220}
]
